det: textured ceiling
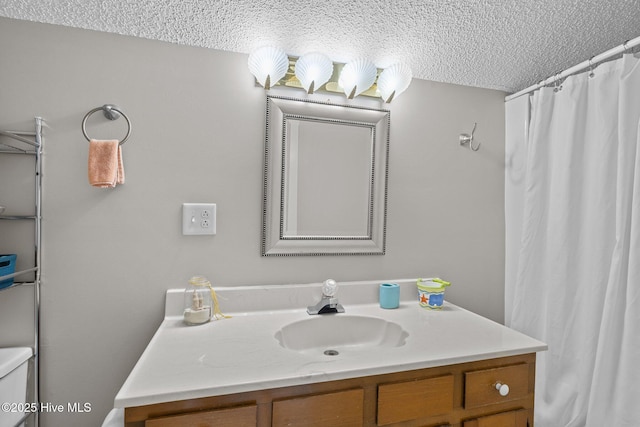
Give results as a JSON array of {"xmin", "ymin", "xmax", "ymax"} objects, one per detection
[{"xmin": 1, "ymin": 1, "xmax": 640, "ymax": 93}]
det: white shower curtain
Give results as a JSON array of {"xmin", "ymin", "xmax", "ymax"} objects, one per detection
[{"xmin": 505, "ymin": 53, "xmax": 640, "ymax": 427}]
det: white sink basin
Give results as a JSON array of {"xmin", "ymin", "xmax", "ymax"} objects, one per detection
[{"xmin": 275, "ymin": 315, "xmax": 408, "ymax": 352}]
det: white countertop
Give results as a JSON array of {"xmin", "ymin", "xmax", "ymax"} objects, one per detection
[{"xmin": 114, "ymin": 279, "xmax": 547, "ymax": 408}]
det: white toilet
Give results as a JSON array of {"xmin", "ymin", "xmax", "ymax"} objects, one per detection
[{"xmin": 0, "ymin": 347, "xmax": 32, "ymax": 427}]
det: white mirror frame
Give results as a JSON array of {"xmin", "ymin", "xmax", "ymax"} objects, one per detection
[{"xmin": 262, "ymin": 95, "xmax": 390, "ymax": 256}]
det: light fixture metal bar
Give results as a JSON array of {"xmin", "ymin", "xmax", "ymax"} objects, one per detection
[{"xmin": 254, "ymin": 56, "xmax": 384, "ymax": 99}]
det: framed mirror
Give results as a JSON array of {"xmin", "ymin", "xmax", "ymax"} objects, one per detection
[{"xmin": 262, "ymin": 95, "xmax": 390, "ymax": 256}]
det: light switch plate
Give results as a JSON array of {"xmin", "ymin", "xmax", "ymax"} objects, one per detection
[{"xmin": 182, "ymin": 203, "xmax": 216, "ymax": 235}]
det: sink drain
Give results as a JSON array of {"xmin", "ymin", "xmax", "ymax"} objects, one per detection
[{"xmin": 324, "ymin": 349, "xmax": 339, "ymax": 356}]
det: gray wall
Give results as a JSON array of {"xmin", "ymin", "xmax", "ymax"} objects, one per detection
[{"xmin": 0, "ymin": 17, "xmax": 506, "ymax": 426}]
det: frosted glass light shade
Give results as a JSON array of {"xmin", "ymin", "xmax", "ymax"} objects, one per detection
[
  {"xmin": 294, "ymin": 52, "xmax": 333, "ymax": 94},
  {"xmin": 377, "ymin": 63, "xmax": 413, "ymax": 103},
  {"xmin": 338, "ymin": 58, "xmax": 377, "ymax": 99},
  {"xmin": 248, "ymin": 46, "xmax": 289, "ymax": 90}
]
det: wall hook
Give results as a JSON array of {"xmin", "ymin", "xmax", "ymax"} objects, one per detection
[{"xmin": 459, "ymin": 122, "xmax": 480, "ymax": 151}]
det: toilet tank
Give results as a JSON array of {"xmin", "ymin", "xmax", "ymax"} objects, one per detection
[{"xmin": 0, "ymin": 347, "xmax": 32, "ymax": 427}]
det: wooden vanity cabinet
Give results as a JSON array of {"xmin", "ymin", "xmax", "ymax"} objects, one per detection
[
  {"xmin": 463, "ymin": 408, "xmax": 530, "ymax": 427},
  {"xmin": 377, "ymin": 374, "xmax": 454, "ymax": 425},
  {"xmin": 464, "ymin": 363, "xmax": 530, "ymax": 409},
  {"xmin": 125, "ymin": 353, "xmax": 536, "ymax": 427},
  {"xmin": 144, "ymin": 404, "xmax": 257, "ymax": 427},
  {"xmin": 272, "ymin": 388, "xmax": 364, "ymax": 427}
]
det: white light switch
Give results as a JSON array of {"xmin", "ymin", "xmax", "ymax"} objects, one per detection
[{"xmin": 182, "ymin": 203, "xmax": 216, "ymax": 235}]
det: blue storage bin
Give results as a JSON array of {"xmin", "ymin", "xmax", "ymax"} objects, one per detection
[{"xmin": 0, "ymin": 254, "xmax": 17, "ymax": 289}]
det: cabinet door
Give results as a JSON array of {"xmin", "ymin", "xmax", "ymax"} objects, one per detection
[
  {"xmin": 144, "ymin": 404, "xmax": 256, "ymax": 427},
  {"xmin": 377, "ymin": 374, "xmax": 454, "ymax": 425},
  {"xmin": 463, "ymin": 408, "xmax": 529, "ymax": 427},
  {"xmin": 272, "ymin": 388, "xmax": 364, "ymax": 427}
]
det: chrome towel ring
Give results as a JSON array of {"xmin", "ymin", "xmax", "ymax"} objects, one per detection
[{"xmin": 82, "ymin": 104, "xmax": 131, "ymax": 145}]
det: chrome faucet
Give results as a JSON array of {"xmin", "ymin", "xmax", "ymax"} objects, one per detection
[{"xmin": 307, "ymin": 279, "xmax": 345, "ymax": 315}]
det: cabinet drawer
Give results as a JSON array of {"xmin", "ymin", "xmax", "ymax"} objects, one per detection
[
  {"xmin": 145, "ymin": 404, "xmax": 256, "ymax": 427},
  {"xmin": 377, "ymin": 374, "xmax": 454, "ymax": 426},
  {"xmin": 463, "ymin": 408, "xmax": 530, "ymax": 427},
  {"xmin": 464, "ymin": 363, "xmax": 529, "ymax": 408},
  {"xmin": 272, "ymin": 388, "xmax": 364, "ymax": 427}
]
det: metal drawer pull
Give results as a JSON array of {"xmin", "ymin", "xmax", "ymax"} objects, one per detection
[{"xmin": 494, "ymin": 382, "xmax": 510, "ymax": 396}]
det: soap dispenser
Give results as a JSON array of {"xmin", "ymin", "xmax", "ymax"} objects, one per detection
[{"xmin": 183, "ymin": 276, "xmax": 213, "ymax": 325}]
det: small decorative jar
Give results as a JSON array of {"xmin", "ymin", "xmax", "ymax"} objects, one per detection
[{"xmin": 183, "ymin": 276, "xmax": 213, "ymax": 325}]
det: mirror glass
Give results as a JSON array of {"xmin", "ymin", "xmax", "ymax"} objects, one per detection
[
  {"xmin": 283, "ymin": 118, "xmax": 372, "ymax": 238},
  {"xmin": 262, "ymin": 95, "xmax": 390, "ymax": 256}
]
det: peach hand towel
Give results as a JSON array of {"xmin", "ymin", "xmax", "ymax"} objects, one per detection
[{"xmin": 88, "ymin": 139, "xmax": 125, "ymax": 187}]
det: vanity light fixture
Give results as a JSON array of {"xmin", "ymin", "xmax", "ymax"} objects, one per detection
[
  {"xmin": 338, "ymin": 58, "xmax": 377, "ymax": 99},
  {"xmin": 248, "ymin": 46, "xmax": 289, "ymax": 90},
  {"xmin": 294, "ymin": 52, "xmax": 334, "ymax": 94},
  {"xmin": 377, "ymin": 63, "xmax": 413, "ymax": 103},
  {"xmin": 248, "ymin": 47, "xmax": 412, "ymax": 103}
]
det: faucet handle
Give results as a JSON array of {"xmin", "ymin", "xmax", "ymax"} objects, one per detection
[{"xmin": 322, "ymin": 279, "xmax": 337, "ymax": 297}]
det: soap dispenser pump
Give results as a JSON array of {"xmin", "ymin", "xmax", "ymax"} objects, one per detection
[{"xmin": 183, "ymin": 276, "xmax": 213, "ymax": 325}]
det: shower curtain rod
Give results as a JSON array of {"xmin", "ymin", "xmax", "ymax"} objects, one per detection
[{"xmin": 505, "ymin": 35, "xmax": 640, "ymax": 102}]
